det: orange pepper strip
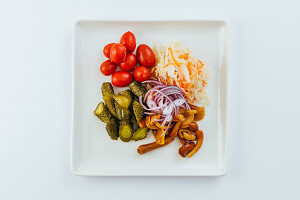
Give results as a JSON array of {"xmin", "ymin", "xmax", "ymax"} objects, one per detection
[
  {"xmin": 185, "ymin": 93, "xmax": 193, "ymax": 104},
  {"xmin": 198, "ymin": 59, "xmax": 204, "ymax": 68},
  {"xmin": 163, "ymin": 62, "xmax": 184, "ymax": 68},
  {"xmin": 169, "ymin": 48, "xmax": 180, "ymax": 68},
  {"xmin": 197, "ymin": 60, "xmax": 204, "ymax": 75},
  {"xmin": 186, "ymin": 62, "xmax": 192, "ymax": 74},
  {"xmin": 137, "ymin": 136, "xmax": 174, "ymax": 155},
  {"xmin": 170, "ymin": 121, "xmax": 182, "ymax": 138},
  {"xmin": 190, "ymin": 73, "xmax": 197, "ymax": 79},
  {"xmin": 145, "ymin": 116, "xmax": 159, "ymax": 130},
  {"xmin": 138, "ymin": 119, "xmax": 146, "ymax": 128},
  {"xmin": 155, "ymin": 129, "xmax": 166, "ymax": 145},
  {"xmin": 191, "ymin": 97, "xmax": 196, "ymax": 103},
  {"xmin": 151, "ymin": 67, "xmax": 156, "ymax": 73},
  {"xmin": 187, "ymin": 130, "xmax": 204, "ymax": 157},
  {"xmin": 153, "ymin": 121, "xmax": 168, "ymax": 130}
]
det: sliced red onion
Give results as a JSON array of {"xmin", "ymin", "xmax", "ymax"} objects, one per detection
[
  {"xmin": 140, "ymin": 80, "xmax": 190, "ymax": 133},
  {"xmin": 144, "ymin": 112, "xmax": 156, "ymax": 115},
  {"xmin": 160, "ymin": 117, "xmax": 168, "ymax": 127},
  {"xmin": 161, "ymin": 114, "xmax": 173, "ymax": 127},
  {"xmin": 147, "ymin": 99, "xmax": 157, "ymax": 109},
  {"xmin": 163, "ymin": 104, "xmax": 174, "ymax": 115},
  {"xmin": 142, "ymin": 80, "xmax": 164, "ymax": 85},
  {"xmin": 173, "ymin": 99, "xmax": 186, "ymax": 106},
  {"xmin": 153, "ymin": 118, "xmax": 164, "ymax": 122}
]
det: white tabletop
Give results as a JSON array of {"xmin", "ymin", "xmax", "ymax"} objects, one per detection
[{"xmin": 1, "ymin": 0, "xmax": 300, "ymax": 199}]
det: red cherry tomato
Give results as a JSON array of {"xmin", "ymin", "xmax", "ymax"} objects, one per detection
[
  {"xmin": 136, "ymin": 44, "xmax": 156, "ymax": 67},
  {"xmin": 120, "ymin": 31, "xmax": 136, "ymax": 52},
  {"xmin": 110, "ymin": 44, "xmax": 127, "ymax": 63},
  {"xmin": 111, "ymin": 71, "xmax": 133, "ymax": 87},
  {"xmin": 133, "ymin": 66, "xmax": 150, "ymax": 82},
  {"xmin": 119, "ymin": 53, "xmax": 137, "ymax": 71},
  {"xmin": 100, "ymin": 60, "xmax": 117, "ymax": 76},
  {"xmin": 103, "ymin": 43, "xmax": 115, "ymax": 58}
]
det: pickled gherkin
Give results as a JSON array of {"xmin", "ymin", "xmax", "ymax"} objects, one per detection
[
  {"xmin": 101, "ymin": 82, "xmax": 114, "ymax": 97},
  {"xmin": 101, "ymin": 82, "xmax": 118, "ymax": 118},
  {"xmin": 133, "ymin": 100, "xmax": 144, "ymax": 123},
  {"xmin": 94, "ymin": 102, "xmax": 112, "ymax": 123},
  {"xmin": 115, "ymin": 101, "xmax": 131, "ymax": 120},
  {"xmin": 113, "ymin": 95, "xmax": 132, "ymax": 109},
  {"xmin": 118, "ymin": 89, "xmax": 133, "ymax": 100},
  {"xmin": 103, "ymin": 95, "xmax": 118, "ymax": 119},
  {"xmin": 129, "ymin": 81, "xmax": 147, "ymax": 98},
  {"xmin": 132, "ymin": 127, "xmax": 149, "ymax": 141},
  {"xmin": 131, "ymin": 112, "xmax": 139, "ymax": 132},
  {"xmin": 119, "ymin": 119, "xmax": 131, "ymax": 126},
  {"xmin": 105, "ymin": 118, "xmax": 119, "ymax": 140},
  {"xmin": 119, "ymin": 120, "xmax": 133, "ymax": 142},
  {"xmin": 95, "ymin": 82, "xmax": 149, "ymax": 142}
]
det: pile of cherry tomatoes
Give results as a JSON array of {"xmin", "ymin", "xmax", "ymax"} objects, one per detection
[{"xmin": 100, "ymin": 31, "xmax": 156, "ymax": 87}]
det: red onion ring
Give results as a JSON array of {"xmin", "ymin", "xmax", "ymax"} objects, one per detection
[{"xmin": 140, "ymin": 80, "xmax": 190, "ymax": 133}]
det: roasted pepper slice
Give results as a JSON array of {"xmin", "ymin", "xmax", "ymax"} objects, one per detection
[{"xmin": 190, "ymin": 105, "xmax": 205, "ymax": 122}]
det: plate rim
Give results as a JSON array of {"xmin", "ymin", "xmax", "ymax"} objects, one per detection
[{"xmin": 71, "ymin": 20, "xmax": 229, "ymax": 176}]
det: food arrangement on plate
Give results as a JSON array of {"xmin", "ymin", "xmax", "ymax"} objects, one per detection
[{"xmin": 94, "ymin": 31, "xmax": 209, "ymax": 158}]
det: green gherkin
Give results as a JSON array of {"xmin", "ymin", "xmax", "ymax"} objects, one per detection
[
  {"xmin": 132, "ymin": 100, "xmax": 144, "ymax": 123},
  {"xmin": 101, "ymin": 82, "xmax": 118, "ymax": 119},
  {"xmin": 101, "ymin": 82, "xmax": 114, "ymax": 97},
  {"xmin": 118, "ymin": 89, "xmax": 133, "ymax": 100},
  {"xmin": 103, "ymin": 96, "xmax": 118, "ymax": 119},
  {"xmin": 113, "ymin": 95, "xmax": 132, "ymax": 109},
  {"xmin": 105, "ymin": 118, "xmax": 119, "ymax": 140},
  {"xmin": 115, "ymin": 101, "xmax": 131, "ymax": 120},
  {"xmin": 94, "ymin": 102, "xmax": 112, "ymax": 123},
  {"xmin": 129, "ymin": 81, "xmax": 147, "ymax": 98},
  {"xmin": 119, "ymin": 120, "xmax": 133, "ymax": 142},
  {"xmin": 132, "ymin": 127, "xmax": 149, "ymax": 141},
  {"xmin": 131, "ymin": 112, "xmax": 139, "ymax": 132}
]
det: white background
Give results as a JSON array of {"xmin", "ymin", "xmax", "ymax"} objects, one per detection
[{"xmin": 1, "ymin": 0, "xmax": 300, "ymax": 199}]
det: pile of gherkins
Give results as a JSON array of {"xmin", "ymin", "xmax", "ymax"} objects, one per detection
[{"xmin": 94, "ymin": 81, "xmax": 149, "ymax": 142}]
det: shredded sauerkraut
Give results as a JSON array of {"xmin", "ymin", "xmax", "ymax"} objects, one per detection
[{"xmin": 152, "ymin": 41, "xmax": 210, "ymax": 106}]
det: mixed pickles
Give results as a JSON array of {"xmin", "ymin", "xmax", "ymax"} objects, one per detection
[{"xmin": 94, "ymin": 82, "xmax": 149, "ymax": 142}]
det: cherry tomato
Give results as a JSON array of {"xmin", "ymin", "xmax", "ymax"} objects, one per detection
[
  {"xmin": 111, "ymin": 71, "xmax": 133, "ymax": 87},
  {"xmin": 133, "ymin": 66, "xmax": 150, "ymax": 82},
  {"xmin": 103, "ymin": 43, "xmax": 115, "ymax": 58},
  {"xmin": 110, "ymin": 43, "xmax": 127, "ymax": 63},
  {"xmin": 136, "ymin": 44, "xmax": 156, "ymax": 67},
  {"xmin": 120, "ymin": 31, "xmax": 136, "ymax": 52},
  {"xmin": 119, "ymin": 53, "xmax": 137, "ymax": 71},
  {"xmin": 100, "ymin": 60, "xmax": 117, "ymax": 76}
]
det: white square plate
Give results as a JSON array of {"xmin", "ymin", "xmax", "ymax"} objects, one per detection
[{"xmin": 72, "ymin": 20, "xmax": 228, "ymax": 176}]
